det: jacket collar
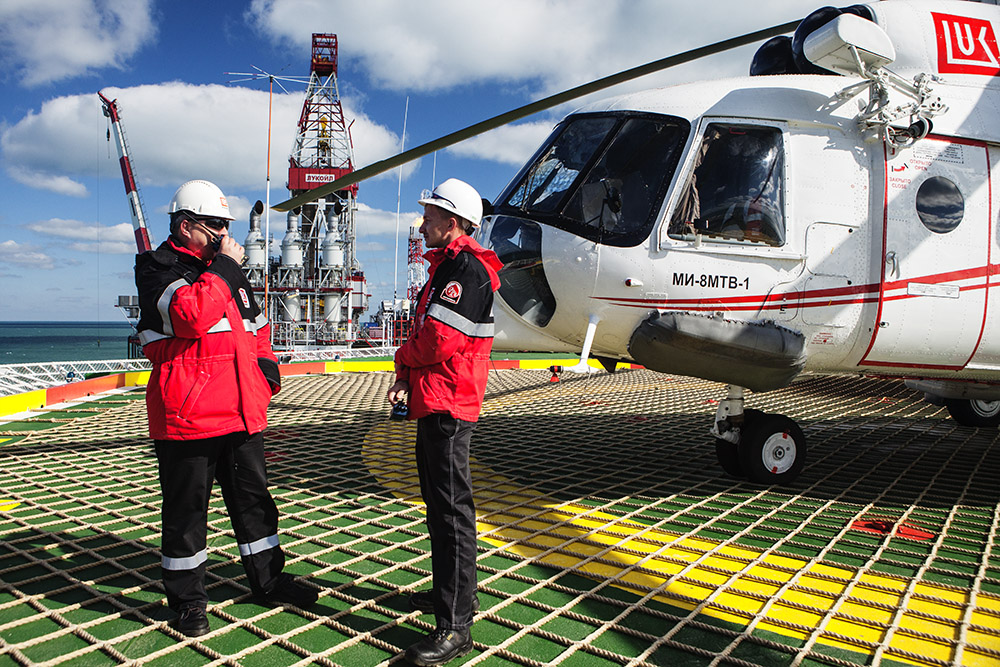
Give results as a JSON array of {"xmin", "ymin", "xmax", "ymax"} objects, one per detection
[
  {"xmin": 168, "ymin": 237, "xmax": 210, "ymax": 265},
  {"xmin": 424, "ymin": 234, "xmax": 504, "ymax": 289}
]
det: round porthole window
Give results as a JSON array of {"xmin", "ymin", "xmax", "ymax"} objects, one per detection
[{"xmin": 916, "ymin": 176, "xmax": 964, "ymax": 234}]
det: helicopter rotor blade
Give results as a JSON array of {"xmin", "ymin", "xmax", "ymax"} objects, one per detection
[{"xmin": 273, "ymin": 18, "xmax": 801, "ymax": 212}]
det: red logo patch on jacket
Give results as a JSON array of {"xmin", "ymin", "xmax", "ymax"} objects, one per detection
[
  {"xmin": 441, "ymin": 281, "xmax": 462, "ymax": 304},
  {"xmin": 238, "ymin": 288, "xmax": 251, "ymax": 309}
]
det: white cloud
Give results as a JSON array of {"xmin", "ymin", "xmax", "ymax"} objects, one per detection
[
  {"xmin": 355, "ymin": 202, "xmax": 421, "ymax": 238},
  {"xmin": 0, "ymin": 83, "xmax": 410, "ymax": 198},
  {"xmin": 7, "ymin": 168, "xmax": 88, "ymax": 197},
  {"xmin": 0, "ymin": 239, "xmax": 55, "ymax": 269},
  {"xmin": 25, "ymin": 216, "xmax": 132, "ymax": 240},
  {"xmin": 0, "ymin": 0, "xmax": 156, "ymax": 87},
  {"xmin": 446, "ymin": 121, "xmax": 554, "ymax": 166},
  {"xmin": 247, "ymin": 0, "xmax": 820, "ymax": 96},
  {"xmin": 23, "ymin": 218, "xmax": 136, "ymax": 254},
  {"xmin": 67, "ymin": 241, "xmax": 137, "ymax": 254}
]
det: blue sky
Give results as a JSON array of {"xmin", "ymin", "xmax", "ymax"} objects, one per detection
[{"xmin": 0, "ymin": 0, "xmax": 821, "ymax": 323}]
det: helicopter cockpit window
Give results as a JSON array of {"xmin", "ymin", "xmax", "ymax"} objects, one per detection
[
  {"xmin": 498, "ymin": 113, "xmax": 689, "ymax": 247},
  {"xmin": 506, "ymin": 117, "xmax": 616, "ymax": 214},
  {"xmin": 668, "ymin": 123, "xmax": 785, "ymax": 247}
]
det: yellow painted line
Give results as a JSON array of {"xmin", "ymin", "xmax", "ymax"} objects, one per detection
[
  {"xmin": 0, "ymin": 389, "xmax": 46, "ymax": 420},
  {"xmin": 0, "ymin": 499, "xmax": 21, "ymax": 512},
  {"xmin": 512, "ymin": 358, "xmax": 592, "ymax": 370},
  {"xmin": 362, "ymin": 421, "xmax": 1000, "ymax": 666},
  {"xmin": 341, "ymin": 360, "xmax": 396, "ymax": 372},
  {"xmin": 124, "ymin": 370, "xmax": 150, "ymax": 386},
  {"xmin": 318, "ymin": 359, "xmax": 397, "ymax": 373}
]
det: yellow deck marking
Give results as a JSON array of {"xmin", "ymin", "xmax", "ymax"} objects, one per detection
[
  {"xmin": 364, "ymin": 421, "xmax": 1000, "ymax": 666},
  {"xmin": 0, "ymin": 499, "xmax": 21, "ymax": 512}
]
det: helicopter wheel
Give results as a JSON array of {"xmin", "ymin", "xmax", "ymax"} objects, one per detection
[
  {"xmin": 945, "ymin": 398, "xmax": 1000, "ymax": 427},
  {"xmin": 738, "ymin": 412, "xmax": 806, "ymax": 485},
  {"xmin": 713, "ymin": 409, "xmax": 764, "ymax": 479},
  {"xmin": 714, "ymin": 439, "xmax": 743, "ymax": 478}
]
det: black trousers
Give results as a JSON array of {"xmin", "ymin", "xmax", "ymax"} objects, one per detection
[
  {"xmin": 415, "ymin": 413, "xmax": 478, "ymax": 631},
  {"xmin": 154, "ymin": 431, "xmax": 284, "ymax": 611}
]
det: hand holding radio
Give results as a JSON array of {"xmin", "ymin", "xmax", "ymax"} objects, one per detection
[
  {"xmin": 387, "ymin": 380, "xmax": 409, "ymax": 420},
  {"xmin": 216, "ymin": 235, "xmax": 245, "ymax": 265}
]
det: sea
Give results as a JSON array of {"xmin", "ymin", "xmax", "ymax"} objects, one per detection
[{"xmin": 0, "ymin": 321, "xmax": 137, "ymax": 365}]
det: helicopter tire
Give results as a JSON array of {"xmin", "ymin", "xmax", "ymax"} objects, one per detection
[
  {"xmin": 714, "ymin": 439, "xmax": 744, "ymax": 478},
  {"xmin": 738, "ymin": 412, "xmax": 806, "ymax": 485},
  {"xmin": 945, "ymin": 398, "xmax": 1000, "ymax": 427},
  {"xmin": 712, "ymin": 409, "xmax": 764, "ymax": 479}
]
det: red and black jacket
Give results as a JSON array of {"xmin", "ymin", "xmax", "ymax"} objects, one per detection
[
  {"xmin": 395, "ymin": 234, "xmax": 503, "ymax": 422},
  {"xmin": 135, "ymin": 239, "xmax": 280, "ymax": 440}
]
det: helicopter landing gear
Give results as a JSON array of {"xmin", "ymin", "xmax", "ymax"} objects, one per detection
[
  {"xmin": 945, "ymin": 398, "xmax": 1000, "ymax": 428},
  {"xmin": 711, "ymin": 386, "xmax": 807, "ymax": 485}
]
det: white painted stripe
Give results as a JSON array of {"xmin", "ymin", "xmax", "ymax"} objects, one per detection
[{"xmin": 237, "ymin": 534, "xmax": 280, "ymax": 556}]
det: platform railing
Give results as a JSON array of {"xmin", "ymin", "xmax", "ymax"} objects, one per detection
[{"xmin": 0, "ymin": 346, "xmax": 397, "ymax": 397}]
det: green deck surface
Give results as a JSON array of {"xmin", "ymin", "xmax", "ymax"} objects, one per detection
[{"xmin": 1, "ymin": 370, "xmax": 998, "ymax": 665}]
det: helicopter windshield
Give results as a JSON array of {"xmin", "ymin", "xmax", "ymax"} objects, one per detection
[{"xmin": 498, "ymin": 113, "xmax": 689, "ymax": 247}]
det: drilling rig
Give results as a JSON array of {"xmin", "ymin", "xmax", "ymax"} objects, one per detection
[{"xmin": 251, "ymin": 33, "xmax": 369, "ymax": 349}]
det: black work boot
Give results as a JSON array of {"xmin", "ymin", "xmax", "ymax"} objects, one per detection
[
  {"xmin": 409, "ymin": 590, "xmax": 480, "ymax": 614},
  {"xmin": 171, "ymin": 605, "xmax": 210, "ymax": 637},
  {"xmin": 405, "ymin": 627, "xmax": 473, "ymax": 666},
  {"xmin": 258, "ymin": 573, "xmax": 319, "ymax": 608}
]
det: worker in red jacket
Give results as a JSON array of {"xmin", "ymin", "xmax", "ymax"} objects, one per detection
[
  {"xmin": 135, "ymin": 180, "xmax": 316, "ymax": 637},
  {"xmin": 387, "ymin": 178, "xmax": 503, "ymax": 666}
]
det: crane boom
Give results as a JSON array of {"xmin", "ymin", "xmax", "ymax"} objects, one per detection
[{"xmin": 98, "ymin": 91, "xmax": 152, "ymax": 253}]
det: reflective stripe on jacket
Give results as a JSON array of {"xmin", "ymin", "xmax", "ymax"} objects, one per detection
[
  {"xmin": 395, "ymin": 234, "xmax": 503, "ymax": 422},
  {"xmin": 135, "ymin": 240, "xmax": 280, "ymax": 440}
]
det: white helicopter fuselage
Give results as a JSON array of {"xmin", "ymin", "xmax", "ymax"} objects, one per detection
[{"xmin": 485, "ymin": 0, "xmax": 1000, "ymax": 395}]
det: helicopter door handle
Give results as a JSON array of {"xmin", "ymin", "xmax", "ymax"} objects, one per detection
[{"xmin": 885, "ymin": 251, "xmax": 899, "ymax": 278}]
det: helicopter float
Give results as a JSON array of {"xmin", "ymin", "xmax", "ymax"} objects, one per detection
[{"xmin": 277, "ymin": 0, "xmax": 1000, "ymax": 485}]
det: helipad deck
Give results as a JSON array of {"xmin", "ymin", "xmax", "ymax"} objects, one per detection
[{"xmin": 1, "ymin": 369, "xmax": 998, "ymax": 666}]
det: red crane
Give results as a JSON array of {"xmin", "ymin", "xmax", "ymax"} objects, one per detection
[{"xmin": 99, "ymin": 91, "xmax": 152, "ymax": 253}]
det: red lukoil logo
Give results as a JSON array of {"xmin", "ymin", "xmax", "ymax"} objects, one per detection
[{"xmin": 933, "ymin": 12, "xmax": 1000, "ymax": 75}]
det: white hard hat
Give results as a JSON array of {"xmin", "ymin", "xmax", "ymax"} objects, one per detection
[
  {"xmin": 418, "ymin": 178, "xmax": 483, "ymax": 229},
  {"xmin": 168, "ymin": 179, "xmax": 235, "ymax": 221}
]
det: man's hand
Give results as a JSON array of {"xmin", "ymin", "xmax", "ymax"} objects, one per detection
[
  {"xmin": 387, "ymin": 380, "xmax": 409, "ymax": 405},
  {"xmin": 218, "ymin": 235, "xmax": 245, "ymax": 264}
]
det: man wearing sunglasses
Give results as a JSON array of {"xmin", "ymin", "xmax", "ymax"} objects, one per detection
[{"xmin": 135, "ymin": 179, "xmax": 317, "ymax": 638}]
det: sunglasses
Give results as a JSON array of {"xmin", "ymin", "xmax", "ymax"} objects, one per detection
[
  {"xmin": 196, "ymin": 217, "xmax": 230, "ymax": 232},
  {"xmin": 422, "ymin": 190, "xmax": 456, "ymax": 209}
]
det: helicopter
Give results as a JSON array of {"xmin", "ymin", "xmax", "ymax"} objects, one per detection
[{"xmin": 277, "ymin": 0, "xmax": 1000, "ymax": 485}]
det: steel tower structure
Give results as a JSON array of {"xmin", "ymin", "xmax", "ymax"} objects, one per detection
[{"xmin": 261, "ymin": 33, "xmax": 369, "ymax": 348}]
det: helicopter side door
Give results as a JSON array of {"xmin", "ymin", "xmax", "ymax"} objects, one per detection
[{"xmin": 860, "ymin": 137, "xmax": 991, "ymax": 370}]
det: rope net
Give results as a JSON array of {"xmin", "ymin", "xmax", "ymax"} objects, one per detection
[{"xmin": 0, "ymin": 369, "xmax": 998, "ymax": 665}]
